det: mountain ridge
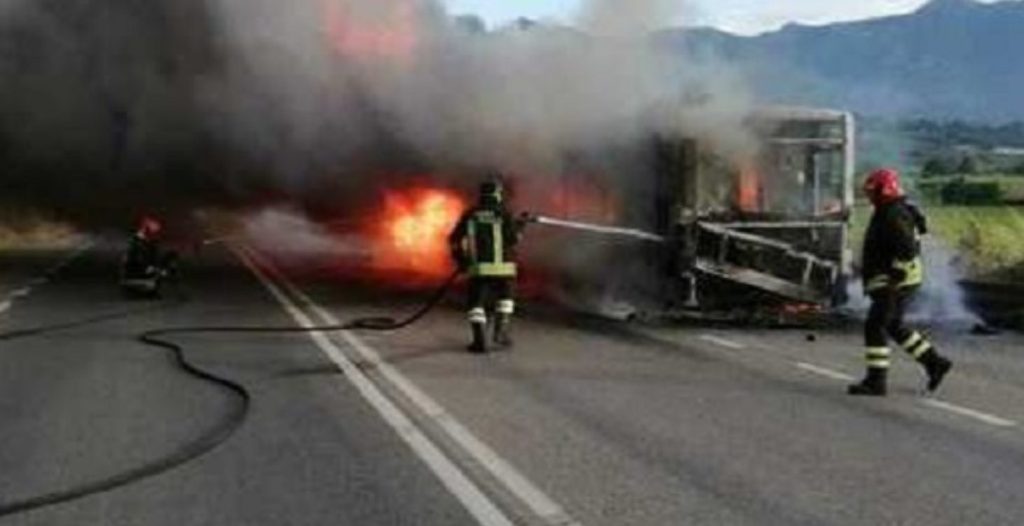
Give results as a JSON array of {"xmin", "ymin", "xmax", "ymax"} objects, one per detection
[{"xmin": 657, "ymin": 0, "xmax": 1024, "ymax": 122}]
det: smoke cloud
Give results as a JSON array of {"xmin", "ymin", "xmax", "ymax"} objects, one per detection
[
  {"xmin": 0, "ymin": 0, "xmax": 752, "ymax": 230},
  {"xmin": 578, "ymin": 0, "xmax": 690, "ymax": 36}
]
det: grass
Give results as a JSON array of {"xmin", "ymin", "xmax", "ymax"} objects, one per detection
[
  {"xmin": 851, "ymin": 204, "xmax": 1024, "ymax": 281},
  {"xmin": 915, "ymin": 174, "xmax": 1024, "ymax": 202}
]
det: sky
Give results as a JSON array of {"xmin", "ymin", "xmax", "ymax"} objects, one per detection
[{"xmin": 442, "ymin": 0, "xmax": 993, "ymax": 35}]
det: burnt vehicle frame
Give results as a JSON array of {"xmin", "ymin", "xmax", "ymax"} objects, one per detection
[{"xmin": 653, "ymin": 106, "xmax": 856, "ymax": 313}]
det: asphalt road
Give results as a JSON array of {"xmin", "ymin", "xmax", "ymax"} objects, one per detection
[{"xmin": 3, "ymin": 241, "xmax": 1024, "ymax": 525}]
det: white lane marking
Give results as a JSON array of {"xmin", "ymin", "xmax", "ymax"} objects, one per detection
[
  {"xmin": 0, "ymin": 239, "xmax": 93, "ymax": 315},
  {"xmin": 922, "ymin": 399, "xmax": 1018, "ymax": 428},
  {"xmin": 796, "ymin": 362, "xmax": 856, "ymax": 382},
  {"xmin": 247, "ymin": 247, "xmax": 582, "ymax": 526},
  {"xmin": 796, "ymin": 362, "xmax": 1017, "ymax": 428},
  {"xmin": 235, "ymin": 248, "xmax": 515, "ymax": 526},
  {"xmin": 699, "ymin": 334, "xmax": 746, "ymax": 350}
]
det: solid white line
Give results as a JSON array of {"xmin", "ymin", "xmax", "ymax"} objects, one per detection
[
  {"xmin": 0, "ymin": 301, "xmax": 11, "ymax": 315},
  {"xmin": 9, "ymin": 288, "xmax": 31, "ymax": 299},
  {"xmin": 699, "ymin": 334, "xmax": 746, "ymax": 350},
  {"xmin": 248, "ymin": 248, "xmax": 582, "ymax": 526},
  {"xmin": 795, "ymin": 362, "xmax": 856, "ymax": 382},
  {"xmin": 922, "ymin": 399, "xmax": 1018, "ymax": 428},
  {"xmin": 234, "ymin": 247, "xmax": 515, "ymax": 526}
]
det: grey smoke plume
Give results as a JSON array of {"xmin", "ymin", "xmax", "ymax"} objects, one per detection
[
  {"xmin": 579, "ymin": 0, "xmax": 689, "ymax": 36},
  {"xmin": 844, "ymin": 235, "xmax": 982, "ymax": 329},
  {"xmin": 0, "ymin": 0, "xmax": 752, "ymax": 232},
  {"xmin": 909, "ymin": 238, "xmax": 982, "ymax": 327}
]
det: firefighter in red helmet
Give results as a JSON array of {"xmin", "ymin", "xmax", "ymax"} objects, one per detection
[
  {"xmin": 121, "ymin": 216, "xmax": 177, "ymax": 297},
  {"xmin": 849, "ymin": 168, "xmax": 952, "ymax": 396},
  {"xmin": 138, "ymin": 217, "xmax": 163, "ymax": 240}
]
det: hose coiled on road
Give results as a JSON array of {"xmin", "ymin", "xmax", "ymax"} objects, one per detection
[{"xmin": 0, "ymin": 269, "xmax": 461, "ymax": 518}]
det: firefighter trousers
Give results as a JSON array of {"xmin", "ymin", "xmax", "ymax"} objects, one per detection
[
  {"xmin": 466, "ymin": 277, "xmax": 515, "ymax": 324},
  {"xmin": 864, "ymin": 285, "xmax": 936, "ymax": 366}
]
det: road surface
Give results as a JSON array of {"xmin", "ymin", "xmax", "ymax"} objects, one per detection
[{"xmin": 2, "ymin": 240, "xmax": 1024, "ymax": 525}]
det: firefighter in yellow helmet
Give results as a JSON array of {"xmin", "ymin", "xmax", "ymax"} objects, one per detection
[
  {"xmin": 849, "ymin": 168, "xmax": 953, "ymax": 396},
  {"xmin": 448, "ymin": 179, "xmax": 526, "ymax": 353}
]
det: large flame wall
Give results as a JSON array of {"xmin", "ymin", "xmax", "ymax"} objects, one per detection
[{"xmin": 368, "ymin": 186, "xmax": 467, "ymax": 279}]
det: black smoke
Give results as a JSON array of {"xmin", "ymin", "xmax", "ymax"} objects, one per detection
[{"xmin": 0, "ymin": 0, "xmax": 751, "ymax": 233}]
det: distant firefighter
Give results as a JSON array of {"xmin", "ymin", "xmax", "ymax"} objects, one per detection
[
  {"xmin": 121, "ymin": 216, "xmax": 178, "ymax": 298},
  {"xmin": 448, "ymin": 180, "xmax": 528, "ymax": 353},
  {"xmin": 849, "ymin": 168, "xmax": 952, "ymax": 396}
]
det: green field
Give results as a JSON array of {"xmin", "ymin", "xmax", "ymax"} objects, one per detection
[
  {"xmin": 915, "ymin": 174, "xmax": 1024, "ymax": 203},
  {"xmin": 852, "ymin": 205, "xmax": 1024, "ymax": 281}
]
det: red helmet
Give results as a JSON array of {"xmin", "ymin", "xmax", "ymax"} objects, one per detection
[
  {"xmin": 137, "ymin": 216, "xmax": 163, "ymax": 240},
  {"xmin": 863, "ymin": 168, "xmax": 904, "ymax": 206}
]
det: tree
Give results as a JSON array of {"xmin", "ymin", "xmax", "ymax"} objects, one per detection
[
  {"xmin": 921, "ymin": 157, "xmax": 951, "ymax": 177},
  {"xmin": 958, "ymin": 155, "xmax": 979, "ymax": 175}
]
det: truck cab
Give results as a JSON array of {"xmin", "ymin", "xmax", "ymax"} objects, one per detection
[{"xmin": 655, "ymin": 106, "xmax": 856, "ymax": 311}]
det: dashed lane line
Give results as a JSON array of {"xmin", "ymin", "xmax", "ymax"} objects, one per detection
[
  {"xmin": 699, "ymin": 334, "xmax": 747, "ymax": 350},
  {"xmin": 235, "ymin": 247, "xmax": 516, "ymax": 526},
  {"xmin": 796, "ymin": 362, "xmax": 856, "ymax": 382},
  {"xmin": 794, "ymin": 362, "xmax": 1018, "ymax": 429},
  {"xmin": 245, "ymin": 247, "xmax": 582, "ymax": 526},
  {"xmin": 923, "ymin": 399, "xmax": 1018, "ymax": 428},
  {"xmin": 0, "ymin": 240, "xmax": 92, "ymax": 318}
]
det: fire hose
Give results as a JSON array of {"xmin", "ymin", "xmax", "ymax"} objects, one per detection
[
  {"xmin": 0, "ymin": 267, "xmax": 462, "ymax": 518},
  {"xmin": 531, "ymin": 215, "xmax": 666, "ymax": 243},
  {"xmin": 0, "ymin": 214, "xmax": 656, "ymax": 516}
]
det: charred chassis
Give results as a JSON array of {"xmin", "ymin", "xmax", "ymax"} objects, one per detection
[{"xmin": 654, "ymin": 107, "xmax": 856, "ymax": 314}]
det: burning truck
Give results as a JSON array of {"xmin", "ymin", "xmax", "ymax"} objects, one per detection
[
  {"xmin": 652, "ymin": 106, "xmax": 856, "ymax": 314},
  {"xmin": 523, "ymin": 105, "xmax": 856, "ymax": 318},
  {"xmin": 347, "ymin": 106, "xmax": 857, "ymax": 319},
  {"xmin": 238, "ymin": 1, "xmax": 859, "ymax": 319}
]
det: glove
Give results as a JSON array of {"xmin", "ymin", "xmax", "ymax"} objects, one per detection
[{"xmin": 515, "ymin": 212, "xmax": 538, "ymax": 231}]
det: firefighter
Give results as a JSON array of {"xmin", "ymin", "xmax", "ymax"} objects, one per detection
[
  {"xmin": 124, "ymin": 217, "xmax": 163, "ymax": 275},
  {"xmin": 121, "ymin": 216, "xmax": 176, "ymax": 296},
  {"xmin": 448, "ymin": 180, "xmax": 525, "ymax": 353},
  {"xmin": 849, "ymin": 168, "xmax": 953, "ymax": 396}
]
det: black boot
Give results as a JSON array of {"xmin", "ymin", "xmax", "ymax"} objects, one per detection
[
  {"xmin": 919, "ymin": 350, "xmax": 952, "ymax": 392},
  {"xmin": 493, "ymin": 314, "xmax": 513, "ymax": 348},
  {"xmin": 848, "ymin": 368, "xmax": 888, "ymax": 396},
  {"xmin": 468, "ymin": 323, "xmax": 488, "ymax": 354}
]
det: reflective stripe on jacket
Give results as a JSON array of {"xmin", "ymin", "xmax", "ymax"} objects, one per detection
[
  {"xmin": 450, "ymin": 207, "xmax": 519, "ymax": 278},
  {"xmin": 865, "ymin": 257, "xmax": 923, "ymax": 292},
  {"xmin": 862, "ymin": 198, "xmax": 925, "ymax": 292}
]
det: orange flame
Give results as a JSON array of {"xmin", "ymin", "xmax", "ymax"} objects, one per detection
[
  {"xmin": 323, "ymin": 0, "xmax": 419, "ymax": 62},
  {"xmin": 371, "ymin": 187, "xmax": 466, "ymax": 278},
  {"xmin": 736, "ymin": 163, "xmax": 763, "ymax": 213},
  {"xmin": 547, "ymin": 176, "xmax": 619, "ymax": 224}
]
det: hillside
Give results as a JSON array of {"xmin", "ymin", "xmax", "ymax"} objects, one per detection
[{"xmin": 658, "ymin": 0, "xmax": 1024, "ymax": 122}]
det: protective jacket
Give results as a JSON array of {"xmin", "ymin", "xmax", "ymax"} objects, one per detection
[
  {"xmin": 123, "ymin": 234, "xmax": 161, "ymax": 279},
  {"xmin": 449, "ymin": 206, "xmax": 521, "ymax": 278},
  {"xmin": 862, "ymin": 198, "xmax": 926, "ymax": 293}
]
